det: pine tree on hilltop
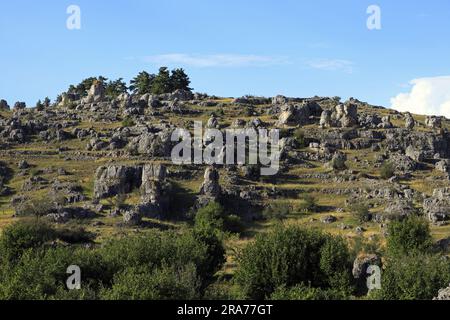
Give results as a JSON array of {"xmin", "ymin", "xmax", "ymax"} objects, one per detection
[
  {"xmin": 129, "ymin": 71, "xmax": 154, "ymax": 95},
  {"xmin": 170, "ymin": 68, "xmax": 192, "ymax": 92},
  {"xmin": 151, "ymin": 67, "xmax": 172, "ymax": 95}
]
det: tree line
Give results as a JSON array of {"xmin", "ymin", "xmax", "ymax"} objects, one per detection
[{"xmin": 67, "ymin": 67, "xmax": 192, "ymax": 99}]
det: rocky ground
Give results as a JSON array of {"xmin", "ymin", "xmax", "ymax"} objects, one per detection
[{"xmin": 0, "ymin": 84, "xmax": 449, "ymax": 272}]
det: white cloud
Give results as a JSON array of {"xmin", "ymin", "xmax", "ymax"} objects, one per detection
[
  {"xmin": 390, "ymin": 76, "xmax": 450, "ymax": 118},
  {"xmin": 143, "ymin": 54, "xmax": 288, "ymax": 68},
  {"xmin": 306, "ymin": 59, "xmax": 354, "ymax": 74}
]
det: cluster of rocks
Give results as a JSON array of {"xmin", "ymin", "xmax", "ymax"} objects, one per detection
[
  {"xmin": 93, "ymin": 163, "xmax": 172, "ymax": 225},
  {"xmin": 423, "ymin": 188, "xmax": 450, "ymax": 224},
  {"xmin": 277, "ymin": 101, "xmax": 322, "ymax": 126},
  {"xmin": 320, "ymin": 102, "xmax": 359, "ymax": 128}
]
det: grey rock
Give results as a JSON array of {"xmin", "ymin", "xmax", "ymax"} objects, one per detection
[
  {"xmin": 352, "ymin": 254, "xmax": 382, "ymax": 279},
  {"xmin": 434, "ymin": 284, "xmax": 450, "ymax": 300}
]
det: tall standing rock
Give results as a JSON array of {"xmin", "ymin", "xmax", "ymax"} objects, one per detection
[
  {"xmin": 84, "ymin": 81, "xmax": 105, "ymax": 104},
  {"xmin": 140, "ymin": 164, "xmax": 170, "ymax": 218},
  {"xmin": 404, "ymin": 112, "xmax": 415, "ymax": 130}
]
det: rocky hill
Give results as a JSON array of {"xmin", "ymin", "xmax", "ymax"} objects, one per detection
[{"xmin": 0, "ymin": 83, "xmax": 449, "ymax": 252}]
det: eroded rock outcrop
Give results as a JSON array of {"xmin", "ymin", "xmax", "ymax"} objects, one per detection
[{"xmin": 424, "ymin": 188, "xmax": 450, "ymax": 224}]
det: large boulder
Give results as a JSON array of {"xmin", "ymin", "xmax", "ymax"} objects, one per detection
[
  {"xmin": 425, "ymin": 116, "xmax": 442, "ymax": 129},
  {"xmin": 352, "ymin": 254, "xmax": 382, "ymax": 279},
  {"xmin": 94, "ymin": 165, "xmax": 141, "ymax": 199},
  {"xmin": 405, "ymin": 145, "xmax": 424, "ymax": 162},
  {"xmin": 379, "ymin": 200, "xmax": 416, "ymax": 222},
  {"xmin": 404, "ymin": 113, "xmax": 415, "ymax": 130},
  {"xmin": 200, "ymin": 167, "xmax": 221, "ymax": 198},
  {"xmin": 319, "ymin": 110, "xmax": 332, "ymax": 128},
  {"xmin": 277, "ymin": 102, "xmax": 322, "ymax": 126},
  {"xmin": 378, "ymin": 115, "xmax": 394, "ymax": 129},
  {"xmin": 83, "ymin": 81, "xmax": 105, "ymax": 104},
  {"xmin": 423, "ymin": 188, "xmax": 450, "ymax": 224},
  {"xmin": 331, "ymin": 103, "xmax": 359, "ymax": 128},
  {"xmin": 206, "ymin": 114, "xmax": 219, "ymax": 129},
  {"xmin": 435, "ymin": 159, "xmax": 450, "ymax": 176},
  {"xmin": 140, "ymin": 164, "xmax": 171, "ymax": 218}
]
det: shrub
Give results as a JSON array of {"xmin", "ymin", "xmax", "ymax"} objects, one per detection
[
  {"xmin": 270, "ymin": 284, "xmax": 348, "ymax": 300},
  {"xmin": 380, "ymin": 162, "xmax": 395, "ymax": 180},
  {"xmin": 293, "ymin": 129, "xmax": 307, "ymax": 148},
  {"xmin": 224, "ymin": 215, "xmax": 244, "ymax": 234},
  {"xmin": 100, "ymin": 229, "xmax": 224, "ymax": 289},
  {"xmin": 0, "ymin": 219, "xmax": 56, "ymax": 263},
  {"xmin": 348, "ymin": 203, "xmax": 372, "ymax": 223},
  {"xmin": 102, "ymin": 264, "xmax": 200, "ymax": 300},
  {"xmin": 235, "ymin": 225, "xmax": 353, "ymax": 299},
  {"xmin": 262, "ymin": 202, "xmax": 291, "ymax": 221},
  {"xmin": 375, "ymin": 252, "xmax": 450, "ymax": 300},
  {"xmin": 121, "ymin": 117, "xmax": 135, "ymax": 127},
  {"xmin": 194, "ymin": 202, "xmax": 225, "ymax": 233},
  {"xmin": 386, "ymin": 216, "xmax": 433, "ymax": 256},
  {"xmin": 298, "ymin": 194, "xmax": 318, "ymax": 213},
  {"xmin": 0, "ymin": 246, "xmax": 107, "ymax": 300}
]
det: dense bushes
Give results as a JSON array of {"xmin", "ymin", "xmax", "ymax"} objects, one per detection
[
  {"xmin": 374, "ymin": 253, "xmax": 450, "ymax": 300},
  {"xmin": 371, "ymin": 216, "xmax": 450, "ymax": 300},
  {"xmin": 235, "ymin": 225, "xmax": 354, "ymax": 299},
  {"xmin": 386, "ymin": 216, "xmax": 433, "ymax": 256},
  {"xmin": 0, "ymin": 219, "xmax": 225, "ymax": 300},
  {"xmin": 380, "ymin": 162, "xmax": 395, "ymax": 180}
]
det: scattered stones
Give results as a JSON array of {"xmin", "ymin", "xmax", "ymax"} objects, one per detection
[{"xmin": 321, "ymin": 215, "xmax": 337, "ymax": 224}]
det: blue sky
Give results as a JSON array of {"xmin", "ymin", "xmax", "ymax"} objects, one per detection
[{"xmin": 1, "ymin": 0, "xmax": 450, "ymax": 116}]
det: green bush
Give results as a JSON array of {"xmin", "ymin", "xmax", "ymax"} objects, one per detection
[
  {"xmin": 386, "ymin": 216, "xmax": 433, "ymax": 256},
  {"xmin": 270, "ymin": 284, "xmax": 348, "ymax": 300},
  {"xmin": 121, "ymin": 117, "xmax": 135, "ymax": 128},
  {"xmin": 102, "ymin": 264, "xmax": 200, "ymax": 300},
  {"xmin": 380, "ymin": 162, "xmax": 395, "ymax": 180},
  {"xmin": 262, "ymin": 202, "xmax": 291, "ymax": 221},
  {"xmin": 348, "ymin": 203, "xmax": 372, "ymax": 223},
  {"xmin": 235, "ymin": 225, "xmax": 354, "ymax": 299},
  {"xmin": 375, "ymin": 252, "xmax": 450, "ymax": 300},
  {"xmin": 0, "ymin": 220, "xmax": 56, "ymax": 263},
  {"xmin": 0, "ymin": 247, "xmax": 107, "ymax": 300},
  {"xmin": 194, "ymin": 202, "xmax": 225, "ymax": 233},
  {"xmin": 293, "ymin": 129, "xmax": 307, "ymax": 148},
  {"xmin": 298, "ymin": 194, "xmax": 318, "ymax": 213}
]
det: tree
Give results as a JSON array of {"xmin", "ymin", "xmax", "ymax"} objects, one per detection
[
  {"xmin": 235, "ymin": 225, "xmax": 353, "ymax": 299},
  {"xmin": 194, "ymin": 202, "xmax": 225, "ymax": 233},
  {"xmin": 35, "ymin": 100, "xmax": 44, "ymax": 111},
  {"xmin": 170, "ymin": 68, "xmax": 192, "ymax": 92},
  {"xmin": 105, "ymin": 78, "xmax": 128, "ymax": 99},
  {"xmin": 129, "ymin": 71, "xmax": 154, "ymax": 95},
  {"xmin": 374, "ymin": 252, "xmax": 450, "ymax": 300},
  {"xmin": 386, "ymin": 216, "xmax": 433, "ymax": 256},
  {"xmin": 151, "ymin": 67, "xmax": 171, "ymax": 95},
  {"xmin": 69, "ymin": 76, "xmax": 106, "ymax": 97},
  {"xmin": 348, "ymin": 202, "xmax": 372, "ymax": 223},
  {"xmin": 43, "ymin": 97, "xmax": 51, "ymax": 108},
  {"xmin": 380, "ymin": 161, "xmax": 395, "ymax": 180}
]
